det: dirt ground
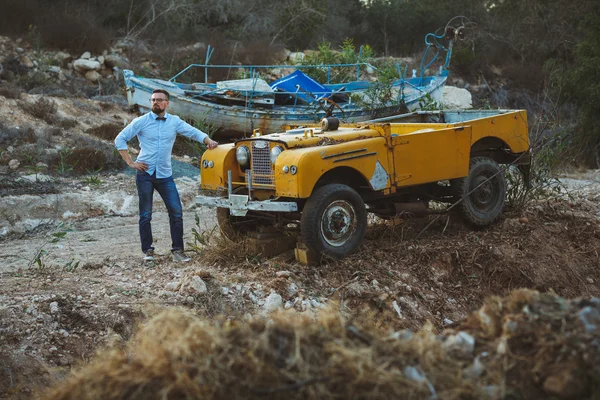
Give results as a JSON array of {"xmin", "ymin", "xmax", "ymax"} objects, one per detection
[
  {"xmin": 1, "ymin": 167, "xmax": 599, "ymax": 398},
  {"xmin": 1, "ymin": 90, "xmax": 600, "ymax": 398}
]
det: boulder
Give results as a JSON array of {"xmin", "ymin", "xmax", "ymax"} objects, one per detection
[
  {"xmin": 189, "ymin": 276, "xmax": 207, "ymax": 294},
  {"xmin": 85, "ymin": 70, "xmax": 101, "ymax": 83},
  {"xmin": 80, "ymin": 51, "xmax": 91, "ymax": 59},
  {"xmin": 442, "ymin": 86, "xmax": 473, "ymax": 109},
  {"xmin": 288, "ymin": 52, "xmax": 305, "ymax": 63},
  {"xmin": 19, "ymin": 55, "xmax": 33, "ymax": 68},
  {"xmin": 103, "ymin": 54, "xmax": 130, "ymax": 69},
  {"xmin": 73, "ymin": 59, "xmax": 101, "ymax": 72},
  {"xmin": 8, "ymin": 159, "xmax": 20, "ymax": 170},
  {"xmin": 264, "ymin": 292, "xmax": 283, "ymax": 312}
]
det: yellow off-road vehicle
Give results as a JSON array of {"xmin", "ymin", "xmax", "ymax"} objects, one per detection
[{"xmin": 196, "ymin": 110, "xmax": 530, "ymax": 258}]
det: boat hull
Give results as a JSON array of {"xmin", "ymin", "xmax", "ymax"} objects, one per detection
[{"xmin": 123, "ymin": 72, "xmax": 447, "ymax": 138}]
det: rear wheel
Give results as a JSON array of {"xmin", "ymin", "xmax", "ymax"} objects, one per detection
[
  {"xmin": 301, "ymin": 184, "xmax": 367, "ymax": 258},
  {"xmin": 451, "ymin": 157, "xmax": 506, "ymax": 227}
]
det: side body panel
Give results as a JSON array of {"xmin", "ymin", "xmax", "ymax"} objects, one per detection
[{"xmin": 392, "ymin": 126, "xmax": 472, "ymax": 186}]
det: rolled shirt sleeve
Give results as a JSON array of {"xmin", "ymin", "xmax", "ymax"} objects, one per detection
[{"xmin": 114, "ymin": 117, "xmax": 142, "ymax": 150}]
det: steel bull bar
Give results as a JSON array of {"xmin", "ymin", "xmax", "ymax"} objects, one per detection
[{"xmin": 195, "ymin": 171, "xmax": 298, "ymax": 216}]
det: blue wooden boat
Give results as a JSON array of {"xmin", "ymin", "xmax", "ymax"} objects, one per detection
[{"xmin": 123, "ymin": 21, "xmax": 465, "ymax": 138}]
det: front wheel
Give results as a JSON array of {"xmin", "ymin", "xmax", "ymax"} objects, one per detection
[
  {"xmin": 301, "ymin": 184, "xmax": 367, "ymax": 259},
  {"xmin": 451, "ymin": 157, "xmax": 506, "ymax": 227}
]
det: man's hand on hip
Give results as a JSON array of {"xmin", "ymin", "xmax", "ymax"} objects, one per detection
[{"xmin": 130, "ymin": 161, "xmax": 149, "ymax": 172}]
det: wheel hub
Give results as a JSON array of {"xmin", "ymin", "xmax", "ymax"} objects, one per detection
[
  {"xmin": 321, "ymin": 200, "xmax": 357, "ymax": 247},
  {"xmin": 471, "ymin": 175, "xmax": 496, "ymax": 210}
]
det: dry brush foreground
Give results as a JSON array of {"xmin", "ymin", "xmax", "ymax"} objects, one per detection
[{"xmin": 44, "ymin": 290, "xmax": 600, "ymax": 400}]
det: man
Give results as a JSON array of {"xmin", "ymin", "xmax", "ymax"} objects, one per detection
[{"xmin": 115, "ymin": 89, "xmax": 218, "ymax": 262}]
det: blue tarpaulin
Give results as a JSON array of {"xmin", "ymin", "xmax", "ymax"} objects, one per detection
[{"xmin": 269, "ymin": 70, "xmax": 331, "ymax": 104}]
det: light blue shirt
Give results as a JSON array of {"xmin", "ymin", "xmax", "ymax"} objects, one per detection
[{"xmin": 115, "ymin": 111, "xmax": 208, "ymax": 178}]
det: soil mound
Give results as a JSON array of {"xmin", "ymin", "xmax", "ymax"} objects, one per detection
[{"xmin": 44, "ymin": 290, "xmax": 600, "ymax": 400}]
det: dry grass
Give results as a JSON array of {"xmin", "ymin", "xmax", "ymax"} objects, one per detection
[
  {"xmin": 43, "ymin": 290, "xmax": 600, "ymax": 400},
  {"xmin": 0, "ymin": 86, "xmax": 23, "ymax": 99},
  {"xmin": 86, "ymin": 123, "xmax": 122, "ymax": 141},
  {"xmin": 19, "ymin": 97, "xmax": 57, "ymax": 124},
  {"xmin": 44, "ymin": 307, "xmax": 463, "ymax": 400}
]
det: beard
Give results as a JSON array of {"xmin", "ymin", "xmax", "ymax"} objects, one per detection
[{"xmin": 152, "ymin": 105, "xmax": 162, "ymax": 113}]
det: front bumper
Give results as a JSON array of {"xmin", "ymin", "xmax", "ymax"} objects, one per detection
[{"xmin": 195, "ymin": 194, "xmax": 298, "ymax": 216}]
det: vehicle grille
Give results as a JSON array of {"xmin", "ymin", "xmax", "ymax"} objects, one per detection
[{"xmin": 249, "ymin": 141, "xmax": 274, "ymax": 185}]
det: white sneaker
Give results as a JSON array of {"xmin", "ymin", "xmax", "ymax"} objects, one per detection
[{"xmin": 172, "ymin": 249, "xmax": 191, "ymax": 262}]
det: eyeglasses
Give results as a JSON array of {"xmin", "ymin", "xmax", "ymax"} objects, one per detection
[{"xmin": 150, "ymin": 98, "xmax": 168, "ymax": 103}]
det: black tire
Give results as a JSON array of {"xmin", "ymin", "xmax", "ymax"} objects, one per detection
[
  {"xmin": 301, "ymin": 184, "xmax": 367, "ymax": 259},
  {"xmin": 451, "ymin": 157, "xmax": 506, "ymax": 227}
]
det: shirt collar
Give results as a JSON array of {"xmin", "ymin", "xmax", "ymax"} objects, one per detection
[{"xmin": 150, "ymin": 111, "xmax": 168, "ymax": 120}]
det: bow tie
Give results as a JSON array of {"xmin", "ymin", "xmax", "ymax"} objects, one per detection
[{"xmin": 156, "ymin": 117, "xmax": 166, "ymax": 121}]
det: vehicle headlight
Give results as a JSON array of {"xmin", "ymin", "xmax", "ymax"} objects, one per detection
[
  {"xmin": 236, "ymin": 145, "xmax": 250, "ymax": 167},
  {"xmin": 270, "ymin": 146, "xmax": 283, "ymax": 164}
]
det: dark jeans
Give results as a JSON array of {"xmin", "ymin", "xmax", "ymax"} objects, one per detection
[{"xmin": 136, "ymin": 171, "xmax": 184, "ymax": 253}]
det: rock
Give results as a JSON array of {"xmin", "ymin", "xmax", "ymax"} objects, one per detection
[
  {"xmin": 85, "ymin": 70, "xmax": 101, "ymax": 83},
  {"xmin": 519, "ymin": 216, "xmax": 529, "ymax": 224},
  {"xmin": 80, "ymin": 52, "xmax": 91, "ymax": 59},
  {"xmin": 543, "ymin": 369, "xmax": 585, "ymax": 398},
  {"xmin": 463, "ymin": 352, "xmax": 488, "ymax": 379},
  {"xmin": 58, "ymin": 329, "xmax": 69, "ymax": 337},
  {"xmin": 276, "ymin": 270, "xmax": 292, "ymax": 278},
  {"xmin": 442, "ymin": 331, "xmax": 475, "ymax": 358},
  {"xmin": 403, "ymin": 366, "xmax": 436, "ymax": 397},
  {"xmin": 48, "ymin": 66, "xmax": 61, "ymax": 74},
  {"xmin": 73, "ymin": 59, "xmax": 101, "ymax": 72},
  {"xmin": 586, "ymin": 277, "xmax": 594, "ymax": 284},
  {"xmin": 389, "ymin": 330, "xmax": 413, "ymax": 341},
  {"xmin": 310, "ymin": 299, "xmax": 323, "ymax": 308},
  {"xmin": 54, "ymin": 51, "xmax": 72, "ymax": 64},
  {"xmin": 288, "ymin": 52, "xmax": 305, "ymax": 63},
  {"xmin": 221, "ymin": 287, "xmax": 229, "ymax": 295},
  {"xmin": 49, "ymin": 301, "xmax": 60, "ymax": 314},
  {"xmin": 273, "ymin": 48, "xmax": 291, "ymax": 63},
  {"xmin": 49, "ymin": 346, "xmax": 58, "ymax": 353},
  {"xmin": 19, "ymin": 55, "xmax": 33, "ymax": 68},
  {"xmin": 288, "ymin": 282, "xmax": 298, "ymax": 297},
  {"xmin": 7, "ymin": 146, "xmax": 14, "ymax": 153},
  {"xmin": 578, "ymin": 306, "xmax": 600, "ymax": 333},
  {"xmin": 189, "ymin": 276, "xmax": 207, "ymax": 294},
  {"xmin": 392, "ymin": 301, "xmax": 403, "ymax": 319},
  {"xmin": 97, "ymin": 55, "xmax": 105, "ymax": 65},
  {"xmin": 103, "ymin": 54, "xmax": 130, "ymax": 69},
  {"xmin": 8, "ymin": 159, "xmax": 20, "ymax": 170},
  {"xmin": 264, "ymin": 292, "xmax": 283, "ymax": 312},
  {"xmin": 91, "ymin": 94, "xmax": 128, "ymax": 108},
  {"xmin": 441, "ymin": 86, "xmax": 472, "ymax": 109},
  {"xmin": 164, "ymin": 282, "xmax": 180, "ymax": 292}
]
